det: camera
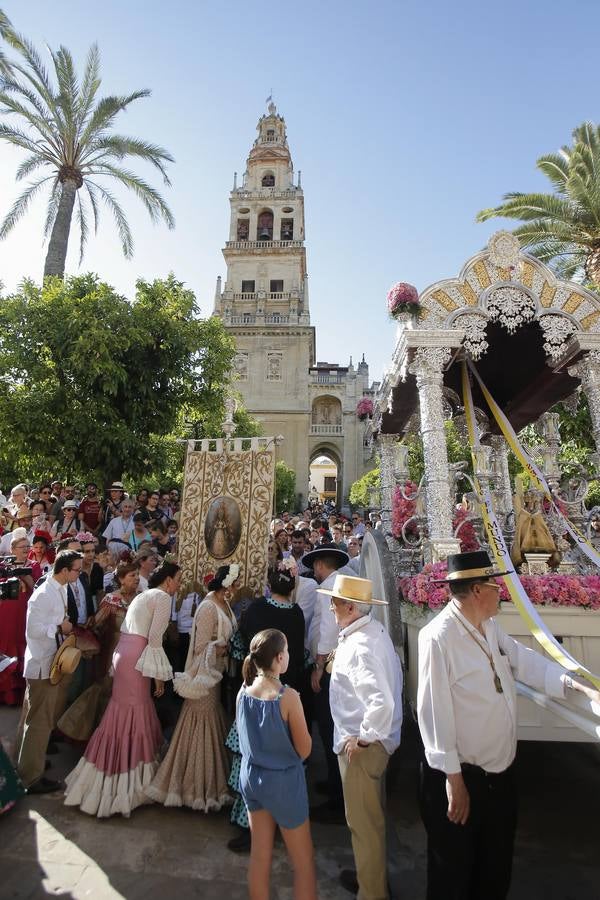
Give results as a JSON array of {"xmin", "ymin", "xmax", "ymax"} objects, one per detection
[{"xmin": 0, "ymin": 556, "xmax": 33, "ymax": 600}]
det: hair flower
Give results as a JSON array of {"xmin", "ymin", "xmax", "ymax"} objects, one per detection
[{"xmin": 222, "ymin": 563, "xmax": 240, "ymax": 588}]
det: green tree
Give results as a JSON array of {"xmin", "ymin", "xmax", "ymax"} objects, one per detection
[
  {"xmin": 0, "ymin": 12, "xmax": 174, "ymax": 277},
  {"xmin": 275, "ymin": 461, "xmax": 296, "ymax": 512},
  {"xmin": 477, "ymin": 123, "xmax": 600, "ymax": 286},
  {"xmin": 0, "ymin": 273, "xmax": 238, "ymax": 485},
  {"xmin": 348, "ymin": 466, "xmax": 380, "ymax": 508}
]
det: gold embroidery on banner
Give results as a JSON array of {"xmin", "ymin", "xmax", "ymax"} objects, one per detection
[
  {"xmin": 458, "ymin": 282, "xmax": 478, "ymax": 306},
  {"xmin": 473, "ymin": 261, "xmax": 491, "ymax": 288},
  {"xmin": 496, "ymin": 267, "xmax": 511, "ymax": 281},
  {"xmin": 431, "ymin": 289, "xmax": 458, "ymax": 312},
  {"xmin": 178, "ymin": 446, "xmax": 274, "ymax": 598},
  {"xmin": 540, "ymin": 282, "xmax": 557, "ymax": 308},
  {"xmin": 581, "ymin": 310, "xmax": 600, "ymax": 331},
  {"xmin": 521, "ymin": 261, "xmax": 535, "ymax": 288},
  {"xmin": 563, "ymin": 292, "xmax": 583, "ymax": 314}
]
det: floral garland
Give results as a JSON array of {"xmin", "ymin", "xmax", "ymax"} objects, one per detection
[
  {"xmin": 391, "ymin": 485, "xmax": 481, "ymax": 552},
  {"xmin": 387, "ymin": 282, "xmax": 420, "ymax": 320},
  {"xmin": 356, "ymin": 397, "xmax": 374, "ymax": 421},
  {"xmin": 222, "ymin": 563, "xmax": 240, "ymax": 588},
  {"xmin": 400, "ymin": 562, "xmax": 600, "ymax": 612}
]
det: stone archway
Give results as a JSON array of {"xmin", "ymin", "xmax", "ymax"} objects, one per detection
[{"xmin": 309, "ymin": 444, "xmax": 343, "ymax": 508}]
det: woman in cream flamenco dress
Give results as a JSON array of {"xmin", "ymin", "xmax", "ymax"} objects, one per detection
[
  {"xmin": 64, "ymin": 561, "xmax": 181, "ymax": 817},
  {"xmin": 145, "ymin": 564, "xmax": 239, "ymax": 811}
]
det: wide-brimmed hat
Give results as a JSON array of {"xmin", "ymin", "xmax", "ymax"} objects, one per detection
[
  {"xmin": 317, "ymin": 574, "xmax": 388, "ymax": 606},
  {"xmin": 49, "ymin": 635, "xmax": 81, "ymax": 685},
  {"xmin": 302, "ymin": 546, "xmax": 349, "ymax": 570},
  {"xmin": 15, "ymin": 504, "xmax": 32, "ymax": 520},
  {"xmin": 109, "ymin": 482, "xmax": 125, "ymax": 491},
  {"xmin": 433, "ymin": 550, "xmax": 512, "ymax": 584}
]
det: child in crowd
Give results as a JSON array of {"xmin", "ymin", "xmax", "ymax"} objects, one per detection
[{"xmin": 237, "ymin": 628, "xmax": 316, "ymax": 900}]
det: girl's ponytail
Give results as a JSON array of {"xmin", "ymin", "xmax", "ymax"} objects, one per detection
[{"xmin": 242, "ymin": 652, "xmax": 258, "ymax": 686}]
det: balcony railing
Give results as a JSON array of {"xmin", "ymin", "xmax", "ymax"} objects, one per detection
[
  {"xmin": 265, "ymin": 314, "xmax": 289, "ymax": 324},
  {"xmin": 225, "ymin": 240, "xmax": 303, "ymax": 250},
  {"xmin": 310, "ymin": 374, "xmax": 345, "ymax": 384},
  {"xmin": 233, "ymin": 189, "xmax": 299, "ymax": 200},
  {"xmin": 228, "ymin": 315, "xmax": 255, "ymax": 324},
  {"xmin": 310, "ymin": 424, "xmax": 343, "ymax": 435}
]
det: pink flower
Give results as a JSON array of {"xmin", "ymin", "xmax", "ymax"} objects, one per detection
[
  {"xmin": 356, "ymin": 397, "xmax": 374, "ymax": 420},
  {"xmin": 387, "ymin": 282, "xmax": 420, "ymax": 317}
]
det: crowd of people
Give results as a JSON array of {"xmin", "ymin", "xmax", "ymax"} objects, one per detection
[{"xmin": 1, "ymin": 480, "xmax": 599, "ymax": 900}]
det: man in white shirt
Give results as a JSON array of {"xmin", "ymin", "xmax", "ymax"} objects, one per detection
[
  {"xmin": 303, "ymin": 546, "xmax": 353, "ymax": 820},
  {"xmin": 326, "ymin": 574, "xmax": 402, "ymax": 899},
  {"xmin": 102, "ymin": 498, "xmax": 135, "ymax": 555},
  {"xmin": 417, "ymin": 550, "xmax": 600, "ymax": 900},
  {"xmin": 17, "ymin": 550, "xmax": 83, "ymax": 793}
]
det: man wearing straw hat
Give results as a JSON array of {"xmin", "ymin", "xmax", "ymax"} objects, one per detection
[
  {"xmin": 17, "ymin": 550, "xmax": 84, "ymax": 794},
  {"xmin": 323, "ymin": 574, "xmax": 403, "ymax": 899},
  {"xmin": 417, "ymin": 550, "xmax": 600, "ymax": 900}
]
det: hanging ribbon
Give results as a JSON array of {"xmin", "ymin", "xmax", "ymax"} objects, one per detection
[
  {"xmin": 467, "ymin": 358, "xmax": 600, "ymax": 570},
  {"xmin": 461, "ymin": 361, "xmax": 600, "ymax": 689}
]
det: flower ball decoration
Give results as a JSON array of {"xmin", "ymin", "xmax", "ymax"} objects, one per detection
[
  {"xmin": 387, "ymin": 282, "xmax": 420, "ymax": 320},
  {"xmin": 356, "ymin": 397, "xmax": 374, "ymax": 421}
]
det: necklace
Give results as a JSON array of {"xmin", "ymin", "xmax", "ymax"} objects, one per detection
[
  {"xmin": 450, "ymin": 608, "xmax": 504, "ymax": 694},
  {"xmin": 257, "ymin": 670, "xmax": 281, "ymax": 684}
]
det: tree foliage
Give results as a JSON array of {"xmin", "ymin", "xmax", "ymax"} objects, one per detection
[
  {"xmin": 0, "ymin": 9, "xmax": 174, "ymax": 276},
  {"xmin": 275, "ymin": 460, "xmax": 296, "ymax": 513},
  {"xmin": 0, "ymin": 273, "xmax": 246, "ymax": 486},
  {"xmin": 348, "ymin": 466, "xmax": 380, "ymax": 508},
  {"xmin": 477, "ymin": 122, "xmax": 600, "ymax": 286}
]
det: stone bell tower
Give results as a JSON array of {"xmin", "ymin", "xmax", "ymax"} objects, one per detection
[
  {"xmin": 213, "ymin": 102, "xmax": 315, "ymax": 496},
  {"xmin": 213, "ymin": 102, "xmax": 373, "ymax": 509}
]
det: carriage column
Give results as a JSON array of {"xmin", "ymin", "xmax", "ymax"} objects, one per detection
[
  {"xmin": 409, "ymin": 347, "xmax": 461, "ymax": 562},
  {"xmin": 570, "ymin": 351, "xmax": 600, "ymax": 470}
]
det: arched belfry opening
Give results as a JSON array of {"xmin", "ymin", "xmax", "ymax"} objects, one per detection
[{"xmin": 257, "ymin": 209, "xmax": 274, "ymax": 240}]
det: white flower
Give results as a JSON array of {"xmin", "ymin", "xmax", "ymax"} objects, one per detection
[{"xmin": 222, "ymin": 563, "xmax": 240, "ymax": 588}]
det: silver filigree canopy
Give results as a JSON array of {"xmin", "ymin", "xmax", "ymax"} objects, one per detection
[
  {"xmin": 487, "ymin": 231, "xmax": 521, "ymax": 269},
  {"xmin": 486, "ymin": 286, "xmax": 536, "ymax": 334}
]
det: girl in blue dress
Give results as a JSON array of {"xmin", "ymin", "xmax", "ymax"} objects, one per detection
[{"xmin": 237, "ymin": 628, "xmax": 316, "ymax": 900}]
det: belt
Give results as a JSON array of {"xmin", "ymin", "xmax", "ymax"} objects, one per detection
[{"xmin": 461, "ymin": 761, "xmax": 515, "ymax": 779}]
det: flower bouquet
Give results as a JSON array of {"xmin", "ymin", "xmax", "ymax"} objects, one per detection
[
  {"xmin": 387, "ymin": 282, "xmax": 420, "ymax": 322},
  {"xmin": 356, "ymin": 397, "xmax": 374, "ymax": 421}
]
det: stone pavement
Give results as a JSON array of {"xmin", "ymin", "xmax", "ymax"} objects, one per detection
[{"xmin": 1, "ymin": 703, "xmax": 600, "ymax": 899}]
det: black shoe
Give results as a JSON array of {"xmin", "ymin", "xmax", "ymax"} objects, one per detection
[
  {"xmin": 314, "ymin": 779, "xmax": 329, "ymax": 795},
  {"xmin": 26, "ymin": 777, "xmax": 63, "ymax": 795},
  {"xmin": 227, "ymin": 830, "xmax": 251, "ymax": 853},
  {"xmin": 46, "ymin": 742, "xmax": 59, "ymax": 755},
  {"xmin": 310, "ymin": 802, "xmax": 346, "ymax": 825},
  {"xmin": 44, "ymin": 759, "xmax": 51, "ymax": 771},
  {"xmin": 339, "ymin": 869, "xmax": 359, "ymax": 895}
]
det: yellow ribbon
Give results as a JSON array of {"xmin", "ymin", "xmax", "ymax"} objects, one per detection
[{"xmin": 461, "ymin": 361, "xmax": 600, "ymax": 689}]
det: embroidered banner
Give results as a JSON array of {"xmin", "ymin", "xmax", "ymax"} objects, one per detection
[
  {"xmin": 178, "ymin": 437, "xmax": 275, "ymax": 598},
  {"xmin": 461, "ymin": 361, "xmax": 600, "ymax": 689}
]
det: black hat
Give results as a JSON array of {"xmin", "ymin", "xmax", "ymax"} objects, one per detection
[
  {"xmin": 302, "ymin": 546, "xmax": 349, "ymax": 570},
  {"xmin": 433, "ymin": 550, "xmax": 512, "ymax": 584}
]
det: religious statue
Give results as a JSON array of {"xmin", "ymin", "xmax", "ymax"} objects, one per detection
[
  {"xmin": 586, "ymin": 506, "xmax": 600, "ymax": 549},
  {"xmin": 510, "ymin": 487, "xmax": 560, "ymax": 568}
]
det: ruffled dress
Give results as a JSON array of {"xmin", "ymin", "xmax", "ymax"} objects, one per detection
[
  {"xmin": 146, "ymin": 595, "xmax": 236, "ymax": 810},
  {"xmin": 64, "ymin": 589, "xmax": 173, "ymax": 817}
]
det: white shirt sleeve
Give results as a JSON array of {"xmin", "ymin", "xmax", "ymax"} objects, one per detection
[
  {"xmin": 354, "ymin": 649, "xmax": 396, "ymax": 745},
  {"xmin": 417, "ymin": 631, "xmax": 461, "ymax": 774},
  {"xmin": 496, "ymin": 625, "xmax": 566, "ymax": 699}
]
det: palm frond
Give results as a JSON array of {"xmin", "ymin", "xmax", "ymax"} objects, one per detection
[
  {"xmin": 0, "ymin": 88, "xmax": 63, "ymax": 159},
  {"xmin": 0, "ymin": 121, "xmax": 53, "ymax": 156},
  {"xmin": 81, "ymin": 134, "xmax": 174, "ymax": 184},
  {"xmin": 536, "ymin": 153, "xmax": 571, "ymax": 194},
  {"xmin": 15, "ymin": 152, "xmax": 49, "ymax": 180},
  {"xmin": 476, "ymin": 192, "xmax": 581, "ymax": 226},
  {"xmin": 87, "ymin": 163, "xmax": 174, "ymax": 227},
  {"xmin": 51, "ymin": 45, "xmax": 78, "ymax": 161},
  {"xmin": 78, "ymin": 90, "xmax": 150, "ymax": 149},
  {"xmin": 84, "ymin": 181, "xmax": 100, "ymax": 235},
  {"xmin": 86, "ymin": 179, "xmax": 134, "ymax": 257},
  {"xmin": 43, "ymin": 177, "xmax": 61, "ymax": 240},
  {"xmin": 76, "ymin": 43, "xmax": 100, "ymax": 132},
  {"xmin": 75, "ymin": 191, "xmax": 88, "ymax": 264},
  {"xmin": 0, "ymin": 175, "xmax": 53, "ymax": 239}
]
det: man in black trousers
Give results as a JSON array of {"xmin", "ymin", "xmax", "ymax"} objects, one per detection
[{"xmin": 417, "ymin": 550, "xmax": 600, "ymax": 900}]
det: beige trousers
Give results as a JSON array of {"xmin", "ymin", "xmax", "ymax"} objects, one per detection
[
  {"xmin": 17, "ymin": 678, "xmax": 59, "ymax": 787},
  {"xmin": 338, "ymin": 741, "xmax": 390, "ymax": 900}
]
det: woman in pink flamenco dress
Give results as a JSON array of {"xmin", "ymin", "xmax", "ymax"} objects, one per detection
[{"xmin": 64, "ymin": 560, "xmax": 181, "ymax": 817}]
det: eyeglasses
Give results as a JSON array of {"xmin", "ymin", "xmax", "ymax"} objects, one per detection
[{"xmin": 40, "ymin": 490, "xmax": 51, "ymax": 495}]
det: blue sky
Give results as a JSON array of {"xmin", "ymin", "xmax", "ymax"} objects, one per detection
[{"xmin": 1, "ymin": 0, "xmax": 599, "ymax": 382}]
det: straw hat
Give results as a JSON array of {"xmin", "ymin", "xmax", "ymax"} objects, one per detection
[
  {"xmin": 49, "ymin": 635, "xmax": 81, "ymax": 685},
  {"xmin": 317, "ymin": 574, "xmax": 388, "ymax": 606}
]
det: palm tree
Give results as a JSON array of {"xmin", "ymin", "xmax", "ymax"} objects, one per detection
[
  {"xmin": 476, "ymin": 123, "xmax": 600, "ymax": 287},
  {"xmin": 0, "ymin": 17, "xmax": 174, "ymax": 278},
  {"xmin": 0, "ymin": 10, "xmax": 15, "ymax": 78}
]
